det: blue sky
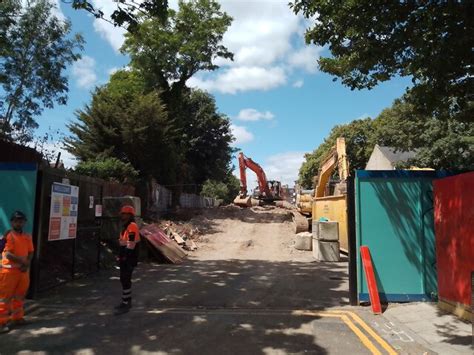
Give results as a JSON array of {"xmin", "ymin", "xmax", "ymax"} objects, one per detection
[{"xmin": 39, "ymin": 1, "xmax": 411, "ymax": 187}]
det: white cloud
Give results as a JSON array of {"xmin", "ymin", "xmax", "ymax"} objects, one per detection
[
  {"xmin": 72, "ymin": 56, "xmax": 97, "ymax": 89},
  {"xmin": 218, "ymin": 1, "xmax": 301, "ymax": 67},
  {"xmin": 237, "ymin": 109, "xmax": 274, "ymax": 122},
  {"xmin": 288, "ymin": 46, "xmax": 322, "ymax": 73},
  {"xmin": 293, "ymin": 79, "xmax": 304, "ymax": 88},
  {"xmin": 263, "ymin": 152, "xmax": 306, "ymax": 186},
  {"xmin": 90, "ymin": 0, "xmax": 127, "ymax": 52},
  {"xmin": 50, "ymin": 0, "xmax": 66, "ymax": 21},
  {"xmin": 188, "ymin": 66, "xmax": 286, "ymax": 94},
  {"xmin": 230, "ymin": 124, "xmax": 254, "ymax": 145}
]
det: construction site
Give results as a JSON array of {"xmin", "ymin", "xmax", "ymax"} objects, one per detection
[
  {"xmin": 1, "ymin": 136, "xmax": 473, "ymax": 355},
  {"xmin": 1, "ymin": 1, "xmax": 473, "ymax": 354}
]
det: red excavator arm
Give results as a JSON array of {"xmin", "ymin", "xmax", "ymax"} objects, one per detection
[{"xmin": 238, "ymin": 152, "xmax": 271, "ymax": 198}]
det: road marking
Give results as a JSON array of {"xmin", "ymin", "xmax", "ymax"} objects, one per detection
[
  {"xmin": 340, "ymin": 315, "xmax": 382, "ymax": 355},
  {"xmin": 326, "ymin": 310, "xmax": 398, "ymax": 355},
  {"xmin": 373, "ymin": 321, "xmax": 414, "ymax": 343},
  {"xmin": 294, "ymin": 311, "xmax": 383, "ymax": 355}
]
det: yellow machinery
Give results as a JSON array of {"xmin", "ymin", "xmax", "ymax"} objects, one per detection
[{"xmin": 294, "ymin": 138, "xmax": 350, "ymax": 251}]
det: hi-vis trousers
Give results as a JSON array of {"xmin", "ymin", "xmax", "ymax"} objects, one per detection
[{"xmin": 0, "ymin": 271, "xmax": 30, "ymax": 325}]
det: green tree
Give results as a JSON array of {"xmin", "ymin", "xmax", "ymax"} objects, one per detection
[
  {"xmin": 65, "ymin": 70, "xmax": 179, "ymax": 184},
  {"xmin": 373, "ymin": 100, "xmax": 474, "ymax": 170},
  {"xmin": 75, "ymin": 157, "xmax": 139, "ymax": 183},
  {"xmin": 121, "ymin": 0, "xmax": 232, "ymax": 111},
  {"xmin": 0, "ymin": 0, "xmax": 83, "ymax": 143},
  {"xmin": 177, "ymin": 89, "xmax": 235, "ymax": 187},
  {"xmin": 201, "ymin": 173, "xmax": 241, "ymax": 204},
  {"xmin": 299, "ymin": 118, "xmax": 376, "ymax": 188},
  {"xmin": 0, "ymin": 0, "xmax": 18, "ymax": 66},
  {"xmin": 201, "ymin": 180, "xmax": 228, "ymax": 201},
  {"xmin": 291, "ymin": 1, "xmax": 473, "ymax": 121}
]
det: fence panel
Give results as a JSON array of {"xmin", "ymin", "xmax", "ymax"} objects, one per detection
[
  {"xmin": 35, "ymin": 168, "xmax": 103, "ymax": 291},
  {"xmin": 434, "ymin": 172, "xmax": 474, "ymax": 317},
  {"xmin": 355, "ymin": 170, "xmax": 451, "ymax": 303}
]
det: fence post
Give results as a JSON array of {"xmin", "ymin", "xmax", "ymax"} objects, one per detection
[
  {"xmin": 30, "ymin": 168, "xmax": 45, "ymax": 299},
  {"xmin": 347, "ymin": 175, "xmax": 358, "ymax": 306}
]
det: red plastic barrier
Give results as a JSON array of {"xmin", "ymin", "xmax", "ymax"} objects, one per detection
[
  {"xmin": 360, "ymin": 246, "xmax": 382, "ymax": 314},
  {"xmin": 434, "ymin": 172, "xmax": 474, "ymax": 307}
]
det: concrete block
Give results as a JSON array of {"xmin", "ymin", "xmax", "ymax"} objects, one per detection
[
  {"xmin": 294, "ymin": 232, "xmax": 312, "ymax": 251},
  {"xmin": 312, "ymin": 240, "xmax": 340, "ymax": 262},
  {"xmin": 313, "ymin": 221, "xmax": 339, "ymax": 241},
  {"xmin": 102, "ymin": 196, "xmax": 141, "ymax": 217}
]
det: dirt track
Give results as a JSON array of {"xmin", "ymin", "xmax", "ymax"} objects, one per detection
[{"xmin": 189, "ymin": 206, "xmax": 313, "ymax": 262}]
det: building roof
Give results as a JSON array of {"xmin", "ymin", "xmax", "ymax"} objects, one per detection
[{"xmin": 377, "ymin": 145, "xmax": 416, "ymax": 166}]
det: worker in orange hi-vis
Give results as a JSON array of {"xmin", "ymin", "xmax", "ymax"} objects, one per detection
[
  {"xmin": 114, "ymin": 205, "xmax": 140, "ymax": 315},
  {"xmin": 0, "ymin": 211, "xmax": 34, "ymax": 334}
]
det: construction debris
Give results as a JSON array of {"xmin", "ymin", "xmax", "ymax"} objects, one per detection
[
  {"xmin": 159, "ymin": 220, "xmax": 202, "ymax": 251},
  {"xmin": 141, "ymin": 224, "xmax": 187, "ymax": 264},
  {"xmin": 184, "ymin": 240, "xmax": 197, "ymax": 251}
]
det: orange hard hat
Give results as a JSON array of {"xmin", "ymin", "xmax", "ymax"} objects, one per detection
[{"xmin": 120, "ymin": 205, "xmax": 135, "ymax": 216}]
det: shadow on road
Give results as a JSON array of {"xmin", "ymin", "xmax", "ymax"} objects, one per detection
[{"xmin": 3, "ymin": 259, "xmax": 350, "ymax": 354}]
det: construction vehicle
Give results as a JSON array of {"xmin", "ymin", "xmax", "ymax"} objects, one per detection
[
  {"xmin": 293, "ymin": 138, "xmax": 350, "ymax": 242},
  {"xmin": 233, "ymin": 152, "xmax": 283, "ymax": 207}
]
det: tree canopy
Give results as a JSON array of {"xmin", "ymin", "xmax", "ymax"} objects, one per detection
[
  {"xmin": 291, "ymin": 1, "xmax": 473, "ymax": 121},
  {"xmin": 66, "ymin": 70, "xmax": 179, "ymax": 184},
  {"xmin": 121, "ymin": 0, "xmax": 232, "ymax": 109},
  {"xmin": 66, "ymin": 69, "xmax": 235, "ymax": 189},
  {"xmin": 75, "ymin": 157, "xmax": 139, "ymax": 184},
  {"xmin": 177, "ymin": 89, "xmax": 235, "ymax": 186},
  {"xmin": 0, "ymin": 0, "xmax": 83, "ymax": 143},
  {"xmin": 299, "ymin": 100, "xmax": 474, "ymax": 188},
  {"xmin": 201, "ymin": 174, "xmax": 240, "ymax": 204}
]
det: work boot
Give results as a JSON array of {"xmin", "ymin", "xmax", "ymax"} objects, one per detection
[
  {"xmin": 0, "ymin": 324, "xmax": 10, "ymax": 334},
  {"xmin": 114, "ymin": 302, "xmax": 131, "ymax": 315},
  {"xmin": 114, "ymin": 300, "xmax": 132, "ymax": 310}
]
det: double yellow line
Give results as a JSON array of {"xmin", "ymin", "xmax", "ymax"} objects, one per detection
[
  {"xmin": 145, "ymin": 306, "xmax": 397, "ymax": 354},
  {"xmin": 293, "ymin": 310, "xmax": 397, "ymax": 355}
]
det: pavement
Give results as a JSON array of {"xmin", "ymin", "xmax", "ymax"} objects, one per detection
[
  {"xmin": 383, "ymin": 303, "xmax": 473, "ymax": 354},
  {"xmin": 0, "ymin": 259, "xmax": 438, "ymax": 355}
]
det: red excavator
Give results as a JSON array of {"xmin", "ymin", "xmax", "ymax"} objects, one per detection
[{"xmin": 233, "ymin": 152, "xmax": 283, "ymax": 207}]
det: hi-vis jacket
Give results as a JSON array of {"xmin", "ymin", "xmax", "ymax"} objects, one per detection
[
  {"xmin": 1, "ymin": 231, "xmax": 34, "ymax": 273},
  {"xmin": 119, "ymin": 222, "xmax": 140, "ymax": 264}
]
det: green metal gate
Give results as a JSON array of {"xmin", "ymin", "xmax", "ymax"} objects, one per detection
[
  {"xmin": 355, "ymin": 170, "xmax": 450, "ymax": 302},
  {"xmin": 0, "ymin": 163, "xmax": 38, "ymax": 234}
]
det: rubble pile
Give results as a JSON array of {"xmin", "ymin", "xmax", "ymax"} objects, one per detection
[{"xmin": 159, "ymin": 220, "xmax": 201, "ymax": 251}]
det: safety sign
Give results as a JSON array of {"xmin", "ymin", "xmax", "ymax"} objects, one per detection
[{"xmin": 48, "ymin": 182, "xmax": 79, "ymax": 241}]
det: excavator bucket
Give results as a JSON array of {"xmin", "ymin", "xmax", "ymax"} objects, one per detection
[{"xmin": 233, "ymin": 195, "xmax": 252, "ymax": 207}]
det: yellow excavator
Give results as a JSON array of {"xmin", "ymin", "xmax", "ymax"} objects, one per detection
[{"xmin": 293, "ymin": 138, "xmax": 350, "ymax": 245}]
